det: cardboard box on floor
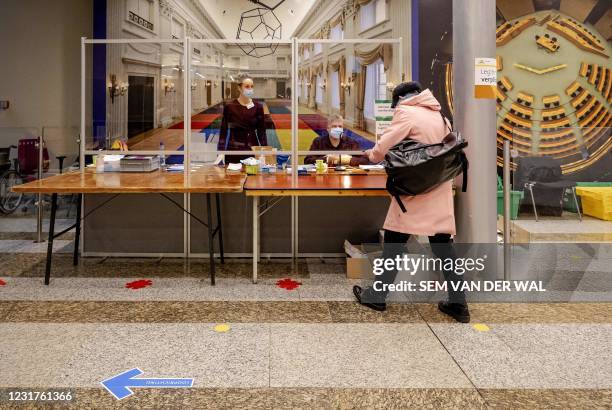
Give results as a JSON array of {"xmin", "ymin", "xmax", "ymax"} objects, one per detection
[
  {"xmin": 344, "ymin": 240, "xmax": 375, "ymax": 280},
  {"xmin": 346, "ymin": 257, "xmax": 373, "ymax": 279}
]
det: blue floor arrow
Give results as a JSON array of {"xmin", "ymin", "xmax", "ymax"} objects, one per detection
[{"xmin": 100, "ymin": 368, "xmax": 194, "ymax": 400}]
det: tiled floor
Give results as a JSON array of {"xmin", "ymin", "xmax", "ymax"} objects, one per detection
[{"xmin": 0, "ymin": 250, "xmax": 611, "ymax": 408}]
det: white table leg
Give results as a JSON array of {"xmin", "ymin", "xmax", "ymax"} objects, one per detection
[
  {"xmin": 253, "ymin": 196, "xmax": 259, "ymax": 284},
  {"xmin": 291, "ymin": 196, "xmax": 298, "ymax": 273}
]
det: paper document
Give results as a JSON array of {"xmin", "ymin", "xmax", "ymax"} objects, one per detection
[
  {"xmin": 227, "ymin": 163, "xmax": 243, "ymax": 171},
  {"xmin": 359, "ymin": 164, "xmax": 385, "ymax": 170},
  {"xmin": 166, "ymin": 164, "xmax": 184, "ymax": 172}
]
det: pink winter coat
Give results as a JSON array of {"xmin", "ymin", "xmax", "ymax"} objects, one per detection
[{"xmin": 368, "ymin": 89, "xmax": 456, "ymax": 236}]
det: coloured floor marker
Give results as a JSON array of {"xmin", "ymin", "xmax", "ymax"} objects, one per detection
[
  {"xmin": 0, "ymin": 279, "xmax": 6, "ymax": 286},
  {"xmin": 473, "ymin": 323, "xmax": 490, "ymax": 332},
  {"xmin": 276, "ymin": 278, "xmax": 302, "ymax": 290},
  {"xmin": 214, "ymin": 324, "xmax": 231, "ymax": 333},
  {"xmin": 125, "ymin": 279, "xmax": 153, "ymax": 290}
]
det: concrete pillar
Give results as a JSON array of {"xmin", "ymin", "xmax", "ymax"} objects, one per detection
[{"xmin": 452, "ymin": 0, "xmax": 497, "ymax": 243}]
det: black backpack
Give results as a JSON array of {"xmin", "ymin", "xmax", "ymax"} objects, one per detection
[{"xmin": 383, "ymin": 112, "xmax": 469, "ymax": 213}]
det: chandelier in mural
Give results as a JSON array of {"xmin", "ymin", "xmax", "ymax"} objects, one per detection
[
  {"xmin": 237, "ymin": 2, "xmax": 284, "ymax": 58},
  {"xmin": 247, "ymin": 0, "xmax": 286, "ymax": 10}
]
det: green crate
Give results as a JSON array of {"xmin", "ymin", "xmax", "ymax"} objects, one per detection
[
  {"xmin": 576, "ymin": 182, "xmax": 612, "ymax": 187},
  {"xmin": 497, "ymin": 190, "xmax": 523, "ymax": 220}
]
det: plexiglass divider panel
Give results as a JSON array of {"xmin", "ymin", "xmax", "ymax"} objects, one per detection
[
  {"xmin": 188, "ymin": 39, "xmax": 293, "ymax": 172},
  {"xmin": 82, "ymin": 39, "xmax": 187, "ymax": 166},
  {"xmin": 295, "ymin": 39, "xmax": 402, "ymax": 169},
  {"xmin": 80, "ymin": 38, "xmax": 405, "ymax": 171}
]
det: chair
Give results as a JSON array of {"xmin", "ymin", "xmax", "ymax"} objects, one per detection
[
  {"xmin": 514, "ymin": 156, "xmax": 582, "ymax": 221},
  {"xmin": 18, "ymin": 138, "xmax": 49, "ymax": 180},
  {"xmin": 17, "ymin": 138, "xmax": 49, "ymax": 212}
]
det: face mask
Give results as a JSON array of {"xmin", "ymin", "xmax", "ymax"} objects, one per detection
[
  {"xmin": 243, "ymin": 88, "xmax": 254, "ymax": 98},
  {"xmin": 330, "ymin": 127, "xmax": 343, "ymax": 139}
]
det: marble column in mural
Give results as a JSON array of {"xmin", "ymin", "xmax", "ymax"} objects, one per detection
[
  {"xmin": 390, "ymin": 0, "xmax": 411, "ymax": 83},
  {"xmin": 343, "ymin": 1, "xmax": 357, "ymax": 127},
  {"xmin": 159, "ymin": 0, "xmax": 175, "ymax": 126},
  {"xmin": 106, "ymin": 0, "xmax": 127, "ymax": 145}
]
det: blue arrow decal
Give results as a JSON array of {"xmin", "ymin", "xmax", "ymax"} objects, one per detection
[{"xmin": 100, "ymin": 368, "xmax": 194, "ymax": 400}]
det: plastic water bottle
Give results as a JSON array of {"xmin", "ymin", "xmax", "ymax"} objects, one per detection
[
  {"xmin": 96, "ymin": 150, "xmax": 105, "ymax": 173},
  {"xmin": 159, "ymin": 141, "xmax": 166, "ymax": 167}
]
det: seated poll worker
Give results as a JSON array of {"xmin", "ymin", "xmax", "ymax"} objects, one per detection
[
  {"xmin": 353, "ymin": 81, "xmax": 470, "ymax": 323},
  {"xmin": 303, "ymin": 114, "xmax": 369, "ymax": 166},
  {"xmin": 218, "ymin": 76, "xmax": 267, "ymax": 163}
]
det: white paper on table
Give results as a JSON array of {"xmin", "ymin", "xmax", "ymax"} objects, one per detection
[{"xmin": 359, "ymin": 164, "xmax": 385, "ymax": 170}]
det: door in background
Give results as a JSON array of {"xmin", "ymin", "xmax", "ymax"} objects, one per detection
[
  {"xmin": 127, "ymin": 75, "xmax": 154, "ymax": 139},
  {"xmin": 206, "ymin": 83, "xmax": 212, "ymax": 106},
  {"xmin": 230, "ymin": 82, "xmax": 240, "ymax": 99},
  {"xmin": 276, "ymin": 81, "xmax": 286, "ymax": 98}
]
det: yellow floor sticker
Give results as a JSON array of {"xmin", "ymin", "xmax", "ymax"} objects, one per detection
[
  {"xmin": 213, "ymin": 324, "xmax": 231, "ymax": 333},
  {"xmin": 473, "ymin": 323, "xmax": 490, "ymax": 332}
]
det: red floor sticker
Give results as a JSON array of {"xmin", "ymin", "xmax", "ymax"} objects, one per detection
[
  {"xmin": 276, "ymin": 278, "xmax": 301, "ymax": 291},
  {"xmin": 0, "ymin": 279, "xmax": 6, "ymax": 286},
  {"xmin": 125, "ymin": 279, "xmax": 153, "ymax": 290}
]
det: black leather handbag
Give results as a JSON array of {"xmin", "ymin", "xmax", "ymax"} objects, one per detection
[{"xmin": 383, "ymin": 112, "xmax": 469, "ymax": 212}]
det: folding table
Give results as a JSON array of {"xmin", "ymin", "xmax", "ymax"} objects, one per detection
[{"xmin": 12, "ymin": 167, "xmax": 246, "ymax": 285}]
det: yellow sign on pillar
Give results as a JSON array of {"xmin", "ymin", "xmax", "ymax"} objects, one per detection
[{"xmin": 474, "ymin": 57, "xmax": 497, "ymax": 99}]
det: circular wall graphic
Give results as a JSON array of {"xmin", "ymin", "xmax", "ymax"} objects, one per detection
[{"xmin": 495, "ymin": 11, "xmax": 611, "ymax": 174}]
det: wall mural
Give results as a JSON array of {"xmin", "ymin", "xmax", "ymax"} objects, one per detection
[
  {"xmin": 444, "ymin": 9, "xmax": 611, "ymax": 175},
  {"xmin": 494, "ymin": 11, "xmax": 611, "ymax": 175}
]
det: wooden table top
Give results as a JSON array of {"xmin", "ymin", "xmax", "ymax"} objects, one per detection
[
  {"xmin": 244, "ymin": 174, "xmax": 389, "ymax": 196},
  {"xmin": 12, "ymin": 167, "xmax": 247, "ymax": 194}
]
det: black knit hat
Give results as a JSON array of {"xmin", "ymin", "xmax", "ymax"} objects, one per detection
[{"xmin": 391, "ymin": 81, "xmax": 423, "ymax": 108}]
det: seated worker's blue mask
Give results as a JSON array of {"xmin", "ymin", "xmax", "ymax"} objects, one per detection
[{"xmin": 330, "ymin": 127, "xmax": 343, "ymax": 139}]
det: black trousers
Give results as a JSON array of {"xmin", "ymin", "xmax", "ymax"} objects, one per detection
[{"xmin": 373, "ymin": 229, "xmax": 467, "ymax": 305}]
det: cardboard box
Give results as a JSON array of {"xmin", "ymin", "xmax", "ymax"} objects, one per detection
[{"xmin": 346, "ymin": 257, "xmax": 373, "ymax": 280}]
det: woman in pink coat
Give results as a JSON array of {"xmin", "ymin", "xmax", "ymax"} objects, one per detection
[{"xmin": 353, "ymin": 82, "xmax": 469, "ymax": 323}]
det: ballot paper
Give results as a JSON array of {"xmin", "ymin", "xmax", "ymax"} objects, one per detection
[
  {"xmin": 240, "ymin": 157, "xmax": 260, "ymax": 165},
  {"xmin": 359, "ymin": 164, "xmax": 385, "ymax": 170},
  {"xmin": 166, "ymin": 164, "xmax": 184, "ymax": 172},
  {"xmin": 227, "ymin": 163, "xmax": 243, "ymax": 171}
]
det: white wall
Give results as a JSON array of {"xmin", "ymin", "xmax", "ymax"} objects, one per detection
[{"xmin": 0, "ymin": 0, "xmax": 93, "ymax": 140}]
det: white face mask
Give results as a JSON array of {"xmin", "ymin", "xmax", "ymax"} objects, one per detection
[
  {"xmin": 243, "ymin": 88, "xmax": 254, "ymax": 98},
  {"xmin": 330, "ymin": 127, "xmax": 343, "ymax": 139}
]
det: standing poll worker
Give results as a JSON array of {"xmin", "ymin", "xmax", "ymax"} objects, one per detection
[{"xmin": 218, "ymin": 76, "xmax": 267, "ymax": 163}]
